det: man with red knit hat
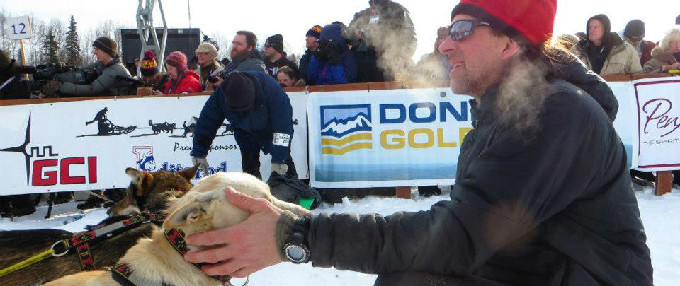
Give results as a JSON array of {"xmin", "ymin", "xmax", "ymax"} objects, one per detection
[{"xmin": 183, "ymin": 1, "xmax": 653, "ymax": 285}]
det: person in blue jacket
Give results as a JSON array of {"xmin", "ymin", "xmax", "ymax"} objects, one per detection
[
  {"xmin": 307, "ymin": 24, "xmax": 358, "ymax": 85},
  {"xmin": 190, "ymin": 71, "xmax": 296, "ymax": 179}
]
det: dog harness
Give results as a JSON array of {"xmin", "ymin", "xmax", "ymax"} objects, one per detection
[
  {"xmin": 52, "ymin": 211, "xmax": 167, "ymax": 270},
  {"xmin": 109, "ymin": 228, "xmax": 235, "ymax": 286},
  {"xmin": 0, "ymin": 211, "xmax": 167, "ymax": 278}
]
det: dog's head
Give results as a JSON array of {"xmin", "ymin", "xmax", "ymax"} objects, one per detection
[
  {"xmin": 163, "ymin": 172, "xmax": 271, "ymax": 235},
  {"xmin": 108, "ymin": 165, "xmax": 199, "ymax": 216}
]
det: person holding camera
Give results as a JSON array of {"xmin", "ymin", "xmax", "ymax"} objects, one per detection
[
  {"xmin": 190, "ymin": 71, "xmax": 297, "ymax": 180},
  {"xmin": 307, "ymin": 24, "xmax": 357, "ymax": 85},
  {"xmin": 41, "ymin": 37, "xmax": 132, "ymax": 97},
  {"xmin": 195, "ymin": 42, "xmax": 224, "ymax": 91},
  {"xmin": 347, "ymin": 0, "xmax": 416, "ymax": 82},
  {"xmin": 137, "ymin": 50, "xmax": 169, "ymax": 93}
]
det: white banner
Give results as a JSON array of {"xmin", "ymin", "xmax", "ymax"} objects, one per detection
[
  {"xmin": 0, "ymin": 94, "xmax": 308, "ymax": 196},
  {"xmin": 308, "ymin": 88, "xmax": 473, "ymax": 188},
  {"xmin": 633, "ymin": 78, "xmax": 680, "ymax": 171}
]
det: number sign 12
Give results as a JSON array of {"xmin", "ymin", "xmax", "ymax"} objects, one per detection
[{"xmin": 7, "ymin": 16, "xmax": 33, "ymax": 40}]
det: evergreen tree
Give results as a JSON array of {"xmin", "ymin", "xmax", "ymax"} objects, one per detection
[
  {"xmin": 65, "ymin": 16, "xmax": 82, "ymax": 66},
  {"xmin": 42, "ymin": 28, "xmax": 59, "ymax": 64}
]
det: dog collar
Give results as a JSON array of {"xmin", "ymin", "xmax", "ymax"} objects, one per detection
[{"xmin": 164, "ymin": 228, "xmax": 233, "ymax": 284}]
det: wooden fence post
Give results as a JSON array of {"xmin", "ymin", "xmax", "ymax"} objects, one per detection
[{"xmin": 655, "ymin": 171, "xmax": 673, "ymax": 196}]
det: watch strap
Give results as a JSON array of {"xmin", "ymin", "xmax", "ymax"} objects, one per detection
[{"xmin": 275, "ymin": 210, "xmax": 299, "ymax": 260}]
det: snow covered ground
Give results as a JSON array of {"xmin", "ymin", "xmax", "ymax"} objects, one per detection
[{"xmin": 1, "ymin": 186, "xmax": 679, "ymax": 286}]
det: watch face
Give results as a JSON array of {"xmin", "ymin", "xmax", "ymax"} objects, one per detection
[{"xmin": 285, "ymin": 244, "xmax": 309, "ymax": 263}]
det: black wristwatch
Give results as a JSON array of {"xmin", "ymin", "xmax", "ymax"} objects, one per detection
[{"xmin": 283, "ymin": 217, "xmax": 310, "ymax": 264}]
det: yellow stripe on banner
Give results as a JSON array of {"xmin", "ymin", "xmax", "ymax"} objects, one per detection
[
  {"xmin": 321, "ymin": 133, "xmax": 373, "ymax": 147},
  {"xmin": 322, "ymin": 143, "xmax": 373, "ymax": 155}
]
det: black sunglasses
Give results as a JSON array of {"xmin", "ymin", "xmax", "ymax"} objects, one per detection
[{"xmin": 449, "ymin": 20, "xmax": 491, "ymax": 41}]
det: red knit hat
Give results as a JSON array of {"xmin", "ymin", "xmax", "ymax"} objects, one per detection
[
  {"xmin": 451, "ymin": 0, "xmax": 557, "ymax": 45},
  {"xmin": 165, "ymin": 51, "xmax": 188, "ymax": 71}
]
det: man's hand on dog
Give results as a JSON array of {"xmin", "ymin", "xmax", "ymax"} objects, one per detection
[{"xmin": 184, "ymin": 186, "xmax": 283, "ymax": 278}]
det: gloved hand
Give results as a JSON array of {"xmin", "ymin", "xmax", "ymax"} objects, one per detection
[
  {"xmin": 271, "ymin": 163, "xmax": 288, "ymax": 176},
  {"xmin": 41, "ymin": 80, "xmax": 62, "ymax": 98},
  {"xmin": 192, "ymin": 157, "xmax": 209, "ymax": 174}
]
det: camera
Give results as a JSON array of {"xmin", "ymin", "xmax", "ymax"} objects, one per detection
[{"xmin": 207, "ymin": 74, "xmax": 220, "ymax": 83}]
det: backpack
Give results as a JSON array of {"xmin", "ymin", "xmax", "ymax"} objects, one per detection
[{"xmin": 267, "ymin": 173, "xmax": 322, "ymax": 210}]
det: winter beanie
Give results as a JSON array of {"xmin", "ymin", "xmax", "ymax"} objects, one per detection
[
  {"xmin": 195, "ymin": 42, "xmax": 219, "ymax": 60},
  {"xmin": 221, "ymin": 72, "xmax": 256, "ymax": 111},
  {"xmin": 93, "ymin": 37, "xmax": 118, "ymax": 58},
  {"xmin": 623, "ymin": 20, "xmax": 645, "ymax": 41},
  {"xmin": 165, "ymin": 51, "xmax": 188, "ymax": 71},
  {"xmin": 265, "ymin": 34, "xmax": 284, "ymax": 53},
  {"xmin": 451, "ymin": 0, "xmax": 557, "ymax": 45},
  {"xmin": 306, "ymin": 25, "xmax": 323, "ymax": 39},
  {"xmin": 140, "ymin": 50, "xmax": 159, "ymax": 76}
]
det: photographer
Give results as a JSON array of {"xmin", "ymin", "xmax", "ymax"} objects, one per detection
[
  {"xmin": 41, "ymin": 37, "xmax": 132, "ymax": 97},
  {"xmin": 307, "ymin": 24, "xmax": 357, "ymax": 85},
  {"xmin": 348, "ymin": 0, "xmax": 416, "ymax": 82},
  {"xmin": 0, "ymin": 50, "xmax": 32, "ymax": 100}
]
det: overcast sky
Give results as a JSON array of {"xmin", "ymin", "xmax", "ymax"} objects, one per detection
[{"xmin": 1, "ymin": 0, "xmax": 678, "ymax": 61}]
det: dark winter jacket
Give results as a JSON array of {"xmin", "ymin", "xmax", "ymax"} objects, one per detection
[
  {"xmin": 191, "ymin": 71, "xmax": 293, "ymax": 163},
  {"xmin": 60, "ymin": 58, "xmax": 132, "ymax": 96},
  {"xmin": 307, "ymin": 59, "xmax": 652, "ymax": 286},
  {"xmin": 163, "ymin": 69, "xmax": 202, "ymax": 94},
  {"xmin": 307, "ymin": 24, "xmax": 358, "ymax": 85},
  {"xmin": 299, "ymin": 50, "xmax": 313, "ymax": 82},
  {"xmin": 223, "ymin": 51, "xmax": 266, "ymax": 75},
  {"xmin": 0, "ymin": 76, "xmax": 31, "ymax": 100},
  {"xmin": 265, "ymin": 54, "xmax": 299, "ymax": 79}
]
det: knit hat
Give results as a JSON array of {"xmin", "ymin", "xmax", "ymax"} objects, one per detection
[
  {"xmin": 92, "ymin": 37, "xmax": 118, "ymax": 58},
  {"xmin": 264, "ymin": 34, "xmax": 284, "ymax": 53},
  {"xmin": 221, "ymin": 72, "xmax": 256, "ymax": 111},
  {"xmin": 195, "ymin": 42, "xmax": 219, "ymax": 59},
  {"xmin": 139, "ymin": 50, "xmax": 159, "ymax": 76},
  {"xmin": 165, "ymin": 51, "xmax": 188, "ymax": 71},
  {"xmin": 451, "ymin": 0, "xmax": 557, "ymax": 45},
  {"xmin": 623, "ymin": 20, "xmax": 645, "ymax": 41},
  {"xmin": 306, "ymin": 25, "xmax": 323, "ymax": 39}
]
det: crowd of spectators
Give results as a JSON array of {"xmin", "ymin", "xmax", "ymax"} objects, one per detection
[{"xmin": 0, "ymin": 2, "xmax": 679, "ymax": 216}]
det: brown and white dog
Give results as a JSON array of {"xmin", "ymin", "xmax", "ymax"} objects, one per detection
[
  {"xmin": 43, "ymin": 172, "xmax": 305, "ymax": 286},
  {"xmin": 0, "ymin": 166, "xmax": 197, "ymax": 286}
]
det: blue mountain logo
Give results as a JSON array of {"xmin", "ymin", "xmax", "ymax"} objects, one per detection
[{"xmin": 320, "ymin": 105, "xmax": 373, "ymax": 155}]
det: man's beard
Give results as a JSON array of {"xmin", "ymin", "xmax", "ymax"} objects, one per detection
[{"xmin": 231, "ymin": 49, "xmax": 247, "ymax": 59}]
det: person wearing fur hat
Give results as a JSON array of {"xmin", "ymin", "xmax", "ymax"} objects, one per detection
[
  {"xmin": 190, "ymin": 71, "xmax": 297, "ymax": 180},
  {"xmin": 160, "ymin": 51, "xmax": 201, "ymax": 95},
  {"xmin": 184, "ymin": 1, "xmax": 652, "ymax": 286},
  {"xmin": 299, "ymin": 25, "xmax": 323, "ymax": 83},
  {"xmin": 42, "ymin": 36, "xmax": 133, "ymax": 97},
  {"xmin": 263, "ymin": 34, "xmax": 299, "ymax": 79},
  {"xmin": 570, "ymin": 14, "xmax": 642, "ymax": 75},
  {"xmin": 642, "ymin": 26, "xmax": 680, "ymax": 73},
  {"xmin": 195, "ymin": 42, "xmax": 224, "ymax": 91}
]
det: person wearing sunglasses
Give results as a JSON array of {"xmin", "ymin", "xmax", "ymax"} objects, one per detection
[{"xmin": 182, "ymin": 1, "xmax": 653, "ymax": 285}]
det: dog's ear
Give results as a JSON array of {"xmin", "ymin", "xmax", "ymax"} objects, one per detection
[
  {"xmin": 126, "ymin": 168, "xmax": 154, "ymax": 197},
  {"xmin": 177, "ymin": 164, "xmax": 199, "ymax": 181}
]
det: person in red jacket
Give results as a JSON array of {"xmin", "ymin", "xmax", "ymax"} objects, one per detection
[{"xmin": 160, "ymin": 51, "xmax": 201, "ymax": 95}]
